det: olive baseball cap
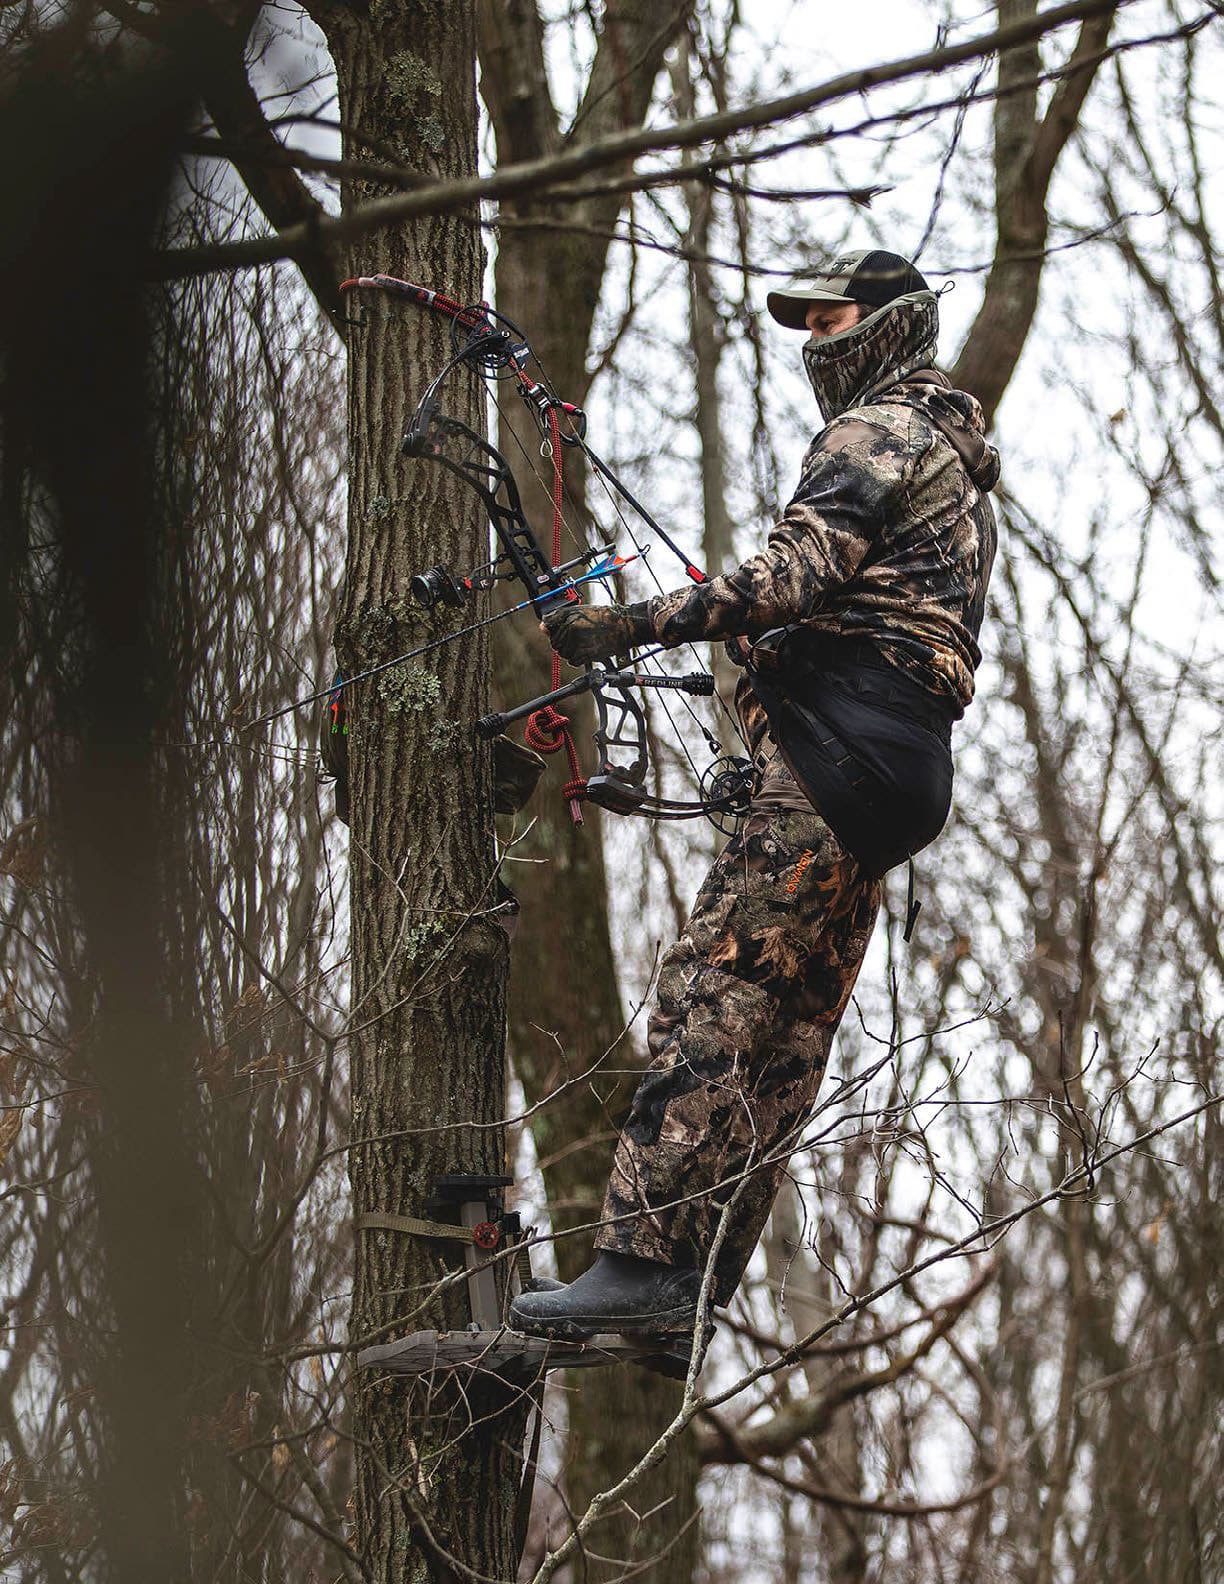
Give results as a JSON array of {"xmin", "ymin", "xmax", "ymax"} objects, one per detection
[{"xmin": 767, "ymin": 249, "xmax": 930, "ymax": 329}]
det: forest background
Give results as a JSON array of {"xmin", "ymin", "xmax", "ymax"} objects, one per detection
[{"xmin": 0, "ymin": 1, "xmax": 1221, "ymax": 1582}]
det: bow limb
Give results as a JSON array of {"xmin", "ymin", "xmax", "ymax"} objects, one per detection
[
  {"xmin": 586, "ymin": 675, "xmax": 752, "ymax": 822},
  {"xmin": 404, "ymin": 414, "xmax": 569, "ymax": 611}
]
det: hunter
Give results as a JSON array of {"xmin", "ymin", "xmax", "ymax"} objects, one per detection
[{"xmin": 510, "ymin": 250, "xmax": 1000, "ymax": 1346}]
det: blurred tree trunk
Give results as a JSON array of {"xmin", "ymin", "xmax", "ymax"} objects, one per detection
[
  {"xmin": 763, "ymin": 1194, "xmax": 868, "ymax": 1584},
  {"xmin": 0, "ymin": 21, "xmax": 213, "ymax": 1577}
]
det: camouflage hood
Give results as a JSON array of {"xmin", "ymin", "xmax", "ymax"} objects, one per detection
[
  {"xmin": 884, "ymin": 369, "xmax": 1001, "ymax": 492},
  {"xmin": 803, "ymin": 291, "xmax": 940, "ymax": 422}
]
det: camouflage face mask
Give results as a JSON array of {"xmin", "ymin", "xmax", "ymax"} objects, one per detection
[{"xmin": 802, "ymin": 291, "xmax": 940, "ymax": 421}]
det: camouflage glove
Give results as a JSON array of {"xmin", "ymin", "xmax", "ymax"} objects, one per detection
[{"xmin": 541, "ymin": 600, "xmax": 655, "ymax": 665}]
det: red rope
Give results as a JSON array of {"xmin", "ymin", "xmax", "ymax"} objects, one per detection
[
  {"xmin": 524, "ymin": 705, "xmax": 584, "ymax": 790},
  {"xmin": 546, "ymin": 407, "xmax": 565, "ymax": 685},
  {"xmin": 526, "ymin": 407, "xmax": 586, "ymax": 824}
]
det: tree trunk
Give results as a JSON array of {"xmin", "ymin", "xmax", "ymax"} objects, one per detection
[
  {"xmin": 477, "ymin": 6, "xmax": 703, "ymax": 1577},
  {"xmin": 951, "ymin": 0, "xmax": 1115, "ymax": 425},
  {"xmin": 316, "ymin": 3, "xmax": 527, "ymax": 1576},
  {"xmin": 0, "ymin": 26, "xmax": 212, "ymax": 1576},
  {"xmin": 670, "ymin": 32, "xmax": 740, "ymax": 751}
]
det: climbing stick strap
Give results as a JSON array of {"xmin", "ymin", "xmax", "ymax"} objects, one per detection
[{"xmin": 355, "ymin": 1212, "xmax": 476, "ymax": 1243}]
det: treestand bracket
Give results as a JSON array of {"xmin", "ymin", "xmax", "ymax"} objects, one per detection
[{"xmin": 355, "ymin": 1173, "xmax": 691, "ymax": 1379}]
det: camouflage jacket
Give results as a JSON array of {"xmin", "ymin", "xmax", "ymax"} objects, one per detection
[{"xmin": 645, "ymin": 367, "xmax": 1000, "ymax": 720}]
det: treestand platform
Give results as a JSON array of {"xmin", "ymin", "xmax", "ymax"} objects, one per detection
[
  {"xmin": 358, "ymin": 1327, "xmax": 690, "ymax": 1379},
  {"xmin": 355, "ymin": 1173, "xmax": 691, "ymax": 1380}
]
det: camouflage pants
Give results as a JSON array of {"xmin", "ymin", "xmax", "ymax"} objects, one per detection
[{"xmin": 593, "ymin": 803, "xmax": 880, "ymax": 1304}]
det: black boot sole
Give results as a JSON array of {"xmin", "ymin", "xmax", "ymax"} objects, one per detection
[{"xmin": 510, "ymin": 1305, "xmax": 697, "ymax": 1343}]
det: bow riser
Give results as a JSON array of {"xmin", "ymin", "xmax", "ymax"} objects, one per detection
[{"xmin": 403, "ymin": 415, "xmax": 575, "ymax": 614}]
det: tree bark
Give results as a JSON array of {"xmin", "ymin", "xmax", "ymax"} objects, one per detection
[{"xmin": 314, "ymin": 2, "xmax": 527, "ymax": 1576}]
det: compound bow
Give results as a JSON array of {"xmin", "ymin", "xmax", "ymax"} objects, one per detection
[{"xmin": 336, "ymin": 274, "xmax": 752, "ymax": 828}]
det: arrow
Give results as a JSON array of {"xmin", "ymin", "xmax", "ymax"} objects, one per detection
[{"xmin": 244, "ymin": 551, "xmax": 641, "ymax": 732}]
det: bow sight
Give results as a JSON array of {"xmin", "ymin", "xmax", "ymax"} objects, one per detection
[{"xmin": 409, "ymin": 564, "xmax": 466, "ymax": 611}]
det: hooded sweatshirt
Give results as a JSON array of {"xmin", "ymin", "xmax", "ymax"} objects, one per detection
[{"xmin": 645, "ymin": 293, "xmax": 999, "ymax": 714}]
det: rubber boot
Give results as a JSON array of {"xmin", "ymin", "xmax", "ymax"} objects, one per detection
[{"xmin": 508, "ymin": 1250, "xmax": 699, "ymax": 1341}]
